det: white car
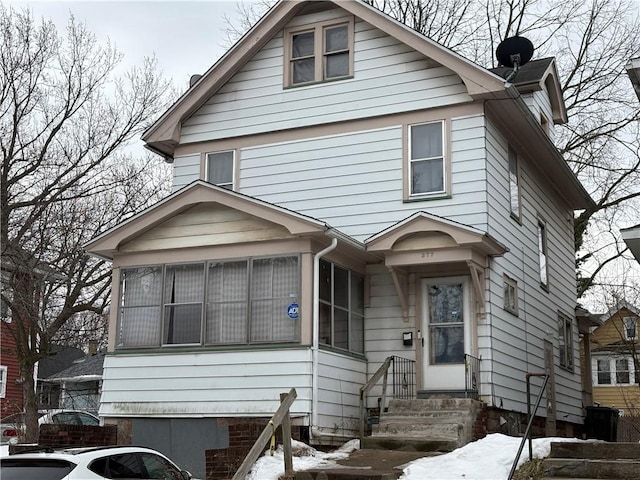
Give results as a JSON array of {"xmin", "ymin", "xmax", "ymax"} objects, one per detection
[{"xmin": 0, "ymin": 445, "xmax": 198, "ymax": 479}]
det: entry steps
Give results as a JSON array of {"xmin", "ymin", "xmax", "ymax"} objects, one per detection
[{"xmin": 542, "ymin": 441, "xmax": 640, "ymax": 479}]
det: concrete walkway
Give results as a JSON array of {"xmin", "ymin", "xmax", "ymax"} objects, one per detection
[{"xmin": 291, "ymin": 449, "xmax": 440, "ymax": 480}]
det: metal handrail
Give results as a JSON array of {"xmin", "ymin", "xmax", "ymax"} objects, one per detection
[
  {"xmin": 464, "ymin": 353, "xmax": 481, "ymax": 399},
  {"xmin": 507, "ymin": 373, "xmax": 549, "ymax": 480},
  {"xmin": 359, "ymin": 356, "xmax": 416, "ymax": 442}
]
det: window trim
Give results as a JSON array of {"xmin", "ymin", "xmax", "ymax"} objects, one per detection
[
  {"xmin": 508, "ymin": 146, "xmax": 521, "ymax": 222},
  {"xmin": 283, "ymin": 16, "xmax": 354, "ymax": 87},
  {"xmin": 558, "ymin": 312, "xmax": 574, "ymax": 372},
  {"xmin": 403, "ymin": 120, "xmax": 451, "ymax": 200},
  {"xmin": 204, "ymin": 149, "xmax": 236, "ymax": 190},
  {"xmin": 503, "ymin": 274, "xmax": 518, "ymax": 316},
  {"xmin": 537, "ymin": 217, "xmax": 549, "ymax": 290}
]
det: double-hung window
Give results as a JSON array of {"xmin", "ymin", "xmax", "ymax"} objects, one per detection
[
  {"xmin": 318, "ymin": 259, "xmax": 364, "ymax": 354},
  {"xmin": 508, "ymin": 146, "xmax": 521, "ymax": 220},
  {"xmin": 286, "ymin": 18, "xmax": 353, "ymax": 86},
  {"xmin": 595, "ymin": 357, "xmax": 638, "ymax": 385},
  {"xmin": 408, "ymin": 121, "xmax": 446, "ymax": 197},
  {"xmin": 206, "ymin": 151, "xmax": 234, "ymax": 189},
  {"xmin": 537, "ymin": 218, "xmax": 548, "ymax": 288},
  {"xmin": 558, "ymin": 313, "xmax": 573, "ymax": 371}
]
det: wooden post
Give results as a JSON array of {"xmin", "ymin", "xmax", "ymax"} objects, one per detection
[
  {"xmin": 280, "ymin": 392, "xmax": 294, "ymax": 478},
  {"xmin": 232, "ymin": 388, "xmax": 297, "ymax": 480}
]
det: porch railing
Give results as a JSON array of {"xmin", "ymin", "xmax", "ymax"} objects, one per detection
[
  {"xmin": 464, "ymin": 353, "xmax": 481, "ymax": 400},
  {"xmin": 359, "ymin": 356, "xmax": 416, "ymax": 441}
]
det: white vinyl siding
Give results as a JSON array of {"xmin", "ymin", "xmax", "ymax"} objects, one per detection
[
  {"xmin": 363, "ymin": 264, "xmax": 416, "ymax": 409},
  {"xmin": 172, "ymin": 154, "xmax": 200, "ymax": 192},
  {"xmin": 317, "ymin": 350, "xmax": 366, "ymax": 437},
  {"xmin": 99, "ymin": 350, "xmax": 312, "ymax": 418},
  {"xmin": 241, "ymin": 116, "xmax": 488, "ymax": 242},
  {"xmin": 180, "ymin": 16, "xmax": 470, "ymax": 144},
  {"xmin": 522, "ymin": 91, "xmax": 556, "ymax": 141},
  {"xmin": 484, "ymin": 117, "xmax": 581, "ymax": 423}
]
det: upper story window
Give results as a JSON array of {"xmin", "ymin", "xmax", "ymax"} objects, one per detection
[
  {"xmin": 503, "ymin": 275, "xmax": 518, "ymax": 315},
  {"xmin": 1, "ymin": 280, "xmax": 11, "ymax": 323},
  {"xmin": 508, "ymin": 146, "xmax": 521, "ymax": 220},
  {"xmin": 623, "ymin": 316, "xmax": 638, "ymax": 341},
  {"xmin": 206, "ymin": 151, "xmax": 234, "ymax": 189},
  {"xmin": 537, "ymin": 218, "xmax": 548, "ymax": 289},
  {"xmin": 408, "ymin": 121, "xmax": 447, "ymax": 198},
  {"xmin": 558, "ymin": 313, "xmax": 573, "ymax": 371},
  {"xmin": 318, "ymin": 259, "xmax": 364, "ymax": 354},
  {"xmin": 118, "ymin": 256, "xmax": 300, "ymax": 349},
  {"xmin": 284, "ymin": 17, "xmax": 354, "ymax": 87}
]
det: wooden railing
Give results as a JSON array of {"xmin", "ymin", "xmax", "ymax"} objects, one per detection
[
  {"xmin": 359, "ymin": 356, "xmax": 416, "ymax": 441},
  {"xmin": 232, "ymin": 388, "xmax": 297, "ymax": 480}
]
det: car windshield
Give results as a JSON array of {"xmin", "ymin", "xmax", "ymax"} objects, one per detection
[{"xmin": 0, "ymin": 458, "xmax": 76, "ymax": 480}]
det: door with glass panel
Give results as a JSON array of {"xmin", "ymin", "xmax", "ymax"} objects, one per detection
[{"xmin": 421, "ymin": 277, "xmax": 471, "ymax": 390}]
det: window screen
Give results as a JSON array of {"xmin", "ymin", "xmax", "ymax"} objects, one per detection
[{"xmin": 120, "ymin": 267, "xmax": 163, "ymax": 347}]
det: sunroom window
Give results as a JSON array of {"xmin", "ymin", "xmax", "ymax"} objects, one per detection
[
  {"xmin": 318, "ymin": 259, "xmax": 364, "ymax": 354},
  {"xmin": 118, "ymin": 256, "xmax": 300, "ymax": 348}
]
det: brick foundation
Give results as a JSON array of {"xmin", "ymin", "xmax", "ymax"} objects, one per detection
[
  {"xmin": 205, "ymin": 418, "xmax": 305, "ymax": 480},
  {"xmin": 9, "ymin": 424, "xmax": 117, "ymax": 454}
]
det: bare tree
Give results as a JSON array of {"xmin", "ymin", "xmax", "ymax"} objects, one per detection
[
  {"xmin": 0, "ymin": 6, "xmax": 173, "ymax": 441},
  {"xmin": 225, "ymin": 0, "xmax": 640, "ymax": 302}
]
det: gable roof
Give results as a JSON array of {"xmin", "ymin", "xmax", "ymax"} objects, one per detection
[
  {"xmin": 84, "ymin": 180, "xmax": 364, "ymax": 260},
  {"xmin": 621, "ymin": 223, "xmax": 640, "ymax": 263},
  {"xmin": 142, "ymin": 0, "xmax": 508, "ymax": 158}
]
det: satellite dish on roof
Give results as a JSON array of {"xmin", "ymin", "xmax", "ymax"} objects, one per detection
[{"xmin": 496, "ymin": 36, "xmax": 534, "ymax": 68}]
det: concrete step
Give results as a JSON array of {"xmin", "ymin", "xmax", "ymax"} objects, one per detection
[
  {"xmin": 361, "ymin": 436, "xmax": 458, "ymax": 453},
  {"xmin": 548, "ymin": 441, "xmax": 640, "ymax": 460},
  {"xmin": 542, "ymin": 458, "xmax": 640, "ymax": 479},
  {"xmin": 373, "ymin": 421, "xmax": 462, "ymax": 440},
  {"xmin": 380, "ymin": 410, "xmax": 476, "ymax": 422},
  {"xmin": 387, "ymin": 398, "xmax": 482, "ymax": 413}
]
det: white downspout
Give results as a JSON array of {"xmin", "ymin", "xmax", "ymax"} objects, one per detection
[{"xmin": 310, "ymin": 237, "xmax": 337, "ymax": 441}]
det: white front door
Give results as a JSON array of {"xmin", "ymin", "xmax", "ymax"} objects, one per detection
[{"xmin": 421, "ymin": 276, "xmax": 471, "ymax": 391}]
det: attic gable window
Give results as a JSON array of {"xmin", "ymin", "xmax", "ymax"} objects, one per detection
[
  {"xmin": 285, "ymin": 17, "xmax": 354, "ymax": 87},
  {"xmin": 623, "ymin": 316, "xmax": 638, "ymax": 341}
]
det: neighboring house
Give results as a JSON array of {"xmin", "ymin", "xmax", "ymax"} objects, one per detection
[
  {"xmin": 581, "ymin": 307, "xmax": 640, "ymax": 416},
  {"xmin": 85, "ymin": 0, "xmax": 593, "ymax": 474},
  {"xmin": 0, "ymin": 289, "xmax": 21, "ymax": 418},
  {"xmin": 36, "ymin": 346, "xmax": 86, "ymax": 411},
  {"xmin": 42, "ymin": 351, "xmax": 104, "ymax": 414}
]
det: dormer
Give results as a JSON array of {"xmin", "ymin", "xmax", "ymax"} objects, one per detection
[{"xmin": 490, "ymin": 57, "xmax": 567, "ymax": 140}]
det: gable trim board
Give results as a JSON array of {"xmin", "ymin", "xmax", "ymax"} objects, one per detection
[{"xmin": 621, "ymin": 224, "xmax": 640, "ymax": 263}]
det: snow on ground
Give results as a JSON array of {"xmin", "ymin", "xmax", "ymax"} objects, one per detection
[
  {"xmin": 0, "ymin": 445, "xmax": 8, "ymax": 457},
  {"xmin": 245, "ymin": 433, "xmax": 588, "ymax": 480}
]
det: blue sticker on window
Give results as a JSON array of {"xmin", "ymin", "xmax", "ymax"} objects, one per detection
[{"xmin": 287, "ymin": 303, "xmax": 299, "ymax": 319}]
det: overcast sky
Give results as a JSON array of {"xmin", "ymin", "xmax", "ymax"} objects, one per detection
[{"xmin": 8, "ymin": 0, "xmax": 249, "ymax": 90}]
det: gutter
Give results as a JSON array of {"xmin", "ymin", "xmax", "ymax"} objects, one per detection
[{"xmin": 310, "ymin": 237, "xmax": 338, "ymax": 442}]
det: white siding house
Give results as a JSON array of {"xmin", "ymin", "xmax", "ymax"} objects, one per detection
[{"xmin": 86, "ymin": 1, "xmax": 593, "ymax": 477}]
